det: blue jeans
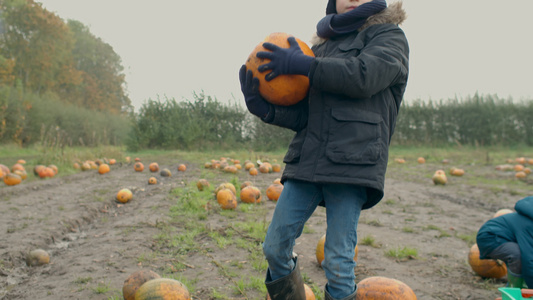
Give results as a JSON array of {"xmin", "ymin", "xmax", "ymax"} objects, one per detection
[{"xmin": 262, "ymin": 179, "xmax": 367, "ymax": 299}]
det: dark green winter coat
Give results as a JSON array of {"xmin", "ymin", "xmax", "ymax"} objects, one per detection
[
  {"xmin": 266, "ymin": 2, "xmax": 409, "ymax": 209},
  {"xmin": 477, "ymin": 196, "xmax": 533, "ymax": 287}
]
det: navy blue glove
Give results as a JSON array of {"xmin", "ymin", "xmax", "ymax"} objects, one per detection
[
  {"xmin": 239, "ymin": 65, "xmax": 271, "ymax": 119},
  {"xmin": 257, "ymin": 37, "xmax": 315, "ymax": 81}
]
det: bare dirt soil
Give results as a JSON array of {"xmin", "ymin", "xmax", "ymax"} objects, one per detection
[{"xmin": 0, "ymin": 155, "xmax": 531, "ymax": 300}]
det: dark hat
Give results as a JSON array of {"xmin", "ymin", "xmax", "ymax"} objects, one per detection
[{"xmin": 326, "ymin": 0, "xmax": 336, "ymax": 14}]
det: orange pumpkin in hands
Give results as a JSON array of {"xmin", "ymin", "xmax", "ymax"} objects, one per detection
[{"xmin": 245, "ymin": 32, "xmax": 314, "ymax": 106}]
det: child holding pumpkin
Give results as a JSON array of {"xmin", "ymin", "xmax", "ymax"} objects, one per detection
[
  {"xmin": 239, "ymin": 0, "xmax": 408, "ymax": 299},
  {"xmin": 476, "ymin": 196, "xmax": 533, "ymax": 289}
]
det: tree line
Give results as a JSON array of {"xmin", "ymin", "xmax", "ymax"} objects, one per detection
[
  {"xmin": 1, "ymin": 84, "xmax": 531, "ymax": 150},
  {"xmin": 0, "ymin": 0, "xmax": 130, "ymax": 114}
]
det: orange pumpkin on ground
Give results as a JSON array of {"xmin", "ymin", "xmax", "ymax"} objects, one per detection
[
  {"xmin": 48, "ymin": 165, "xmax": 58, "ymax": 175},
  {"xmin": 215, "ymin": 182, "xmax": 237, "ymax": 196},
  {"xmin": 108, "ymin": 158, "xmax": 116, "ymax": 165},
  {"xmin": 259, "ymin": 163, "xmax": 272, "ymax": 173},
  {"xmin": 356, "ymin": 276, "xmax": 417, "ymax": 299},
  {"xmin": 316, "ymin": 234, "xmax": 358, "ymax": 267},
  {"xmin": 450, "ymin": 168, "xmax": 465, "ymax": 176},
  {"xmin": 244, "ymin": 162, "xmax": 255, "ymax": 171},
  {"xmin": 240, "ymin": 181, "xmax": 253, "ymax": 190},
  {"xmin": 81, "ymin": 162, "xmax": 91, "ymax": 171},
  {"xmin": 493, "ymin": 208, "xmax": 513, "ymax": 218},
  {"xmin": 117, "ymin": 188, "xmax": 133, "ymax": 203},
  {"xmin": 73, "ymin": 162, "xmax": 81, "ymax": 169},
  {"xmin": 148, "ymin": 177, "xmax": 157, "ymax": 185},
  {"xmin": 134, "ymin": 162, "xmax": 144, "ymax": 172},
  {"xmin": 468, "ymin": 243, "xmax": 507, "ymax": 278},
  {"xmin": 272, "ymin": 163, "xmax": 282, "ymax": 172},
  {"xmin": 177, "ymin": 164, "xmax": 187, "ymax": 172},
  {"xmin": 4, "ymin": 173, "xmax": 22, "ymax": 186},
  {"xmin": 33, "ymin": 165, "xmax": 45, "ymax": 176},
  {"xmin": 417, "ymin": 157, "xmax": 426, "ymax": 164},
  {"xmin": 13, "ymin": 169, "xmax": 27, "ymax": 180},
  {"xmin": 11, "ymin": 163, "xmax": 25, "ymax": 172},
  {"xmin": 515, "ymin": 171, "xmax": 527, "ymax": 179},
  {"xmin": 249, "ymin": 167, "xmax": 258, "ymax": 176},
  {"xmin": 196, "ymin": 179, "xmax": 210, "ymax": 191},
  {"xmin": 38, "ymin": 167, "xmax": 55, "ymax": 179},
  {"xmin": 122, "ymin": 269, "xmax": 161, "ymax": 300},
  {"xmin": 514, "ymin": 164, "xmax": 525, "ymax": 172},
  {"xmin": 0, "ymin": 164, "xmax": 10, "ymax": 177},
  {"xmin": 266, "ymin": 183, "xmax": 284, "ymax": 201},
  {"xmin": 217, "ymin": 188, "xmax": 238, "ymax": 210},
  {"xmin": 134, "ymin": 157, "xmax": 141, "ymax": 162},
  {"xmin": 26, "ymin": 249, "xmax": 50, "ymax": 266},
  {"xmin": 240, "ymin": 186, "xmax": 262, "ymax": 204},
  {"xmin": 16, "ymin": 159, "xmax": 26, "ymax": 164},
  {"xmin": 267, "ymin": 283, "xmax": 315, "ymax": 300},
  {"xmin": 245, "ymin": 32, "xmax": 315, "ymax": 106},
  {"xmin": 148, "ymin": 162, "xmax": 159, "ymax": 172},
  {"xmin": 160, "ymin": 168, "xmax": 171, "ymax": 177},
  {"xmin": 134, "ymin": 278, "xmax": 190, "ymax": 300},
  {"xmin": 98, "ymin": 163, "xmax": 110, "ymax": 175},
  {"xmin": 432, "ymin": 170, "xmax": 447, "ymax": 185}
]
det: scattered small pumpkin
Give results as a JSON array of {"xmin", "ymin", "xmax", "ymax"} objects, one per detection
[
  {"xmin": 148, "ymin": 162, "xmax": 159, "ymax": 172},
  {"xmin": 134, "ymin": 278, "xmax": 191, "ymax": 300},
  {"xmin": 432, "ymin": 170, "xmax": 447, "ymax": 185},
  {"xmin": 468, "ymin": 243, "xmax": 507, "ymax": 279},
  {"xmin": 98, "ymin": 163, "xmax": 110, "ymax": 175},
  {"xmin": 215, "ymin": 182, "xmax": 237, "ymax": 197},
  {"xmin": 240, "ymin": 186, "xmax": 262, "ymax": 204},
  {"xmin": 4, "ymin": 173, "xmax": 22, "ymax": 186},
  {"xmin": 117, "ymin": 188, "xmax": 133, "ymax": 203},
  {"xmin": 240, "ymin": 180, "xmax": 253, "ymax": 190},
  {"xmin": 26, "ymin": 249, "xmax": 50, "ymax": 266},
  {"xmin": 266, "ymin": 183, "xmax": 284, "ymax": 201},
  {"xmin": 356, "ymin": 276, "xmax": 417, "ymax": 299},
  {"xmin": 160, "ymin": 168, "xmax": 172, "ymax": 177},
  {"xmin": 196, "ymin": 179, "xmax": 210, "ymax": 191},
  {"xmin": 148, "ymin": 177, "xmax": 157, "ymax": 185},
  {"xmin": 177, "ymin": 164, "xmax": 187, "ymax": 172},
  {"xmin": 217, "ymin": 188, "xmax": 238, "ymax": 210},
  {"xmin": 122, "ymin": 270, "xmax": 161, "ymax": 300},
  {"xmin": 249, "ymin": 167, "xmax": 258, "ymax": 176},
  {"xmin": 134, "ymin": 162, "xmax": 144, "ymax": 172}
]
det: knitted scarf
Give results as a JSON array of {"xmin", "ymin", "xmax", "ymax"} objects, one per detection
[{"xmin": 317, "ymin": 0, "xmax": 387, "ymax": 38}]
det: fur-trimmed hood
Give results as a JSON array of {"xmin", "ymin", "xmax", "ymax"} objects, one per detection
[{"xmin": 311, "ymin": 1, "xmax": 407, "ymax": 45}]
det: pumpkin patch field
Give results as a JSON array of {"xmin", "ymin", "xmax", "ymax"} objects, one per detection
[{"xmin": 0, "ymin": 148, "xmax": 532, "ymax": 300}]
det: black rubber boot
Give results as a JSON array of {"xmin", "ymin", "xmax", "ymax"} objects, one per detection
[
  {"xmin": 324, "ymin": 284, "xmax": 357, "ymax": 300},
  {"xmin": 265, "ymin": 257, "xmax": 306, "ymax": 300}
]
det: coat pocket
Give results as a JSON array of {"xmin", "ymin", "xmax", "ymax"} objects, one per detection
[{"xmin": 326, "ymin": 108, "xmax": 383, "ymax": 165}]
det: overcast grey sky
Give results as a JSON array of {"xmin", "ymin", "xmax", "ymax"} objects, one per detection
[{"xmin": 38, "ymin": 0, "xmax": 533, "ymax": 111}]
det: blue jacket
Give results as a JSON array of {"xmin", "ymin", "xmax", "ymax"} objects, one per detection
[{"xmin": 476, "ymin": 196, "xmax": 533, "ymax": 287}]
